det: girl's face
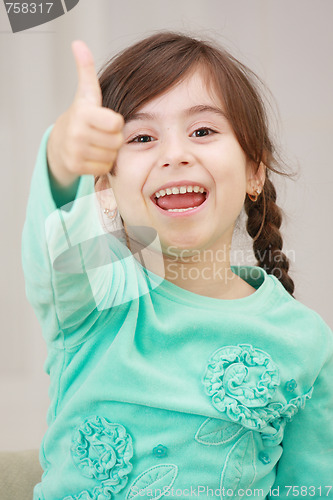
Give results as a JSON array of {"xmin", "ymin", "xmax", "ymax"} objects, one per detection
[{"xmin": 110, "ymin": 69, "xmax": 261, "ymax": 257}]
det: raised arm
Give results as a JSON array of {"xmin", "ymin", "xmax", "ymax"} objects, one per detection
[{"xmin": 22, "ymin": 42, "xmax": 128, "ymax": 347}]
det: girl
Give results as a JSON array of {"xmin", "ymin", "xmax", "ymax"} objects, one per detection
[{"xmin": 22, "ymin": 33, "xmax": 333, "ymax": 499}]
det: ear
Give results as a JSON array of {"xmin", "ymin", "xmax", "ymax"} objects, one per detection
[
  {"xmin": 246, "ymin": 161, "xmax": 266, "ymax": 196},
  {"xmin": 95, "ymin": 173, "xmax": 117, "ymax": 212}
]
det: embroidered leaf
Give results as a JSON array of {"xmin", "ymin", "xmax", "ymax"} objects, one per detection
[
  {"xmin": 126, "ymin": 464, "xmax": 178, "ymax": 499},
  {"xmin": 220, "ymin": 432, "xmax": 256, "ymax": 498},
  {"xmin": 195, "ymin": 418, "xmax": 245, "ymax": 445}
]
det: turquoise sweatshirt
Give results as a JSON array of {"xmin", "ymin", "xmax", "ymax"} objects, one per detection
[{"xmin": 22, "ymin": 128, "xmax": 333, "ymax": 500}]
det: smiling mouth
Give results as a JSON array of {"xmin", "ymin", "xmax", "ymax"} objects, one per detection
[{"xmin": 152, "ymin": 185, "xmax": 208, "ymax": 212}]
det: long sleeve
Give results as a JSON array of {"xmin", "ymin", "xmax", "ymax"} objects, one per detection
[
  {"xmin": 22, "ymin": 127, "xmax": 131, "ymax": 347},
  {"xmin": 269, "ymin": 321, "xmax": 333, "ymax": 498}
]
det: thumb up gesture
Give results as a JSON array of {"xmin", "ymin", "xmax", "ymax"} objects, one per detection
[{"xmin": 47, "ymin": 41, "xmax": 124, "ymax": 187}]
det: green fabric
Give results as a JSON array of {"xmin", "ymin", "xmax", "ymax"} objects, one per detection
[
  {"xmin": 48, "ymin": 167, "xmax": 80, "ymax": 209},
  {"xmin": 22, "ymin": 128, "xmax": 333, "ymax": 500}
]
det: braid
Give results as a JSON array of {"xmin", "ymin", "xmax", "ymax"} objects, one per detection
[{"xmin": 244, "ymin": 176, "xmax": 295, "ymax": 297}]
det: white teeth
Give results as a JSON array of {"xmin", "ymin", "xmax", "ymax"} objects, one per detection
[
  {"xmin": 153, "ymin": 184, "xmax": 206, "ymax": 198},
  {"xmin": 167, "ymin": 207, "xmax": 198, "ymax": 212}
]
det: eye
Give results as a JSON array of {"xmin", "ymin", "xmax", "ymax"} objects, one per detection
[
  {"xmin": 191, "ymin": 127, "xmax": 216, "ymax": 138},
  {"xmin": 129, "ymin": 135, "xmax": 155, "ymax": 143}
]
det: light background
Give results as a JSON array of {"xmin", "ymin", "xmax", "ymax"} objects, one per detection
[{"xmin": 0, "ymin": 0, "xmax": 332, "ymax": 451}]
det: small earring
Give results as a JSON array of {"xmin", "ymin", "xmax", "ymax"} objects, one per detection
[
  {"xmin": 248, "ymin": 187, "xmax": 261, "ymax": 202},
  {"xmin": 103, "ymin": 208, "xmax": 117, "ymax": 220}
]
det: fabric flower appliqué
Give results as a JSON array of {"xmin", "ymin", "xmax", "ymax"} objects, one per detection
[
  {"xmin": 202, "ymin": 344, "xmax": 281, "ymax": 430},
  {"xmin": 71, "ymin": 416, "xmax": 133, "ymax": 494},
  {"xmin": 153, "ymin": 444, "xmax": 168, "ymax": 458},
  {"xmin": 285, "ymin": 379, "xmax": 297, "ymax": 392}
]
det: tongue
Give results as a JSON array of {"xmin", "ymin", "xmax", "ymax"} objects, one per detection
[{"xmin": 156, "ymin": 192, "xmax": 206, "ymax": 210}]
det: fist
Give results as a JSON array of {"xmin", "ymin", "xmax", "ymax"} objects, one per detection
[{"xmin": 47, "ymin": 40, "xmax": 124, "ymax": 186}]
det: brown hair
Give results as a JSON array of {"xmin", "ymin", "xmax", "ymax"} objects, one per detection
[{"xmin": 98, "ymin": 31, "xmax": 295, "ymax": 296}]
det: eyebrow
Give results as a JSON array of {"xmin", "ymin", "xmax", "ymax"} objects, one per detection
[{"xmin": 127, "ymin": 105, "xmax": 228, "ymax": 123}]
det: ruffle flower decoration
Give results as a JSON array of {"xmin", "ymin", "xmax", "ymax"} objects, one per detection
[
  {"xmin": 70, "ymin": 416, "xmax": 133, "ymax": 493},
  {"xmin": 202, "ymin": 344, "xmax": 313, "ymax": 441},
  {"xmin": 203, "ymin": 344, "xmax": 281, "ymax": 430}
]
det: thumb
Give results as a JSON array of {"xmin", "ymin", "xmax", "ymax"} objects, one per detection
[{"xmin": 72, "ymin": 40, "xmax": 102, "ymax": 106}]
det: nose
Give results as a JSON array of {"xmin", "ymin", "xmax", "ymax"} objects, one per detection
[
  {"xmin": 162, "ymin": 159, "xmax": 191, "ymax": 168},
  {"xmin": 160, "ymin": 133, "xmax": 194, "ymax": 168}
]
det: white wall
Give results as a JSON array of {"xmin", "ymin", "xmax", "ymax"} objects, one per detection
[{"xmin": 1, "ymin": 0, "xmax": 332, "ymax": 451}]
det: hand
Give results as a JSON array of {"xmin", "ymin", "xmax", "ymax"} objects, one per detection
[{"xmin": 47, "ymin": 40, "xmax": 124, "ymax": 186}]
